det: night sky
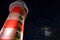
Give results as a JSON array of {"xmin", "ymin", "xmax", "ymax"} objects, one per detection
[{"xmin": 0, "ymin": 0, "xmax": 60, "ymax": 40}]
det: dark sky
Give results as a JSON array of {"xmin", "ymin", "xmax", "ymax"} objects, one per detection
[{"xmin": 0, "ymin": 0, "xmax": 60, "ymax": 40}]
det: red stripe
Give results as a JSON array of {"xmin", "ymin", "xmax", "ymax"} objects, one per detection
[
  {"xmin": 20, "ymin": 8, "xmax": 26, "ymax": 16},
  {"xmin": 10, "ymin": 6, "xmax": 21, "ymax": 13},
  {"xmin": 0, "ymin": 39, "xmax": 13, "ymax": 40},
  {"xmin": 3, "ymin": 20, "xmax": 18, "ymax": 29},
  {"xmin": 20, "ymin": 24, "xmax": 24, "ymax": 32},
  {"xmin": 10, "ymin": 6, "xmax": 26, "ymax": 16}
]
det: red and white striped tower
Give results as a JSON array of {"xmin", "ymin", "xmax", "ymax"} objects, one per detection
[{"xmin": 0, "ymin": 1, "xmax": 28, "ymax": 40}]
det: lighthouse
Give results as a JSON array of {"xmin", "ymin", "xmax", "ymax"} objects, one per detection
[{"xmin": 0, "ymin": 0, "xmax": 28, "ymax": 40}]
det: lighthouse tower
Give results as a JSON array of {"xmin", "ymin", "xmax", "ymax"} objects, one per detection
[{"xmin": 0, "ymin": 0, "xmax": 28, "ymax": 40}]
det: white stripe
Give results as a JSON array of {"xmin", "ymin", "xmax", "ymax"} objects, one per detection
[
  {"xmin": 7, "ymin": 13, "xmax": 20, "ymax": 20},
  {"xmin": 20, "ymin": 32, "xmax": 23, "ymax": 40},
  {"xmin": 0, "ymin": 28, "xmax": 4, "ymax": 34},
  {"xmin": 0, "ymin": 28, "xmax": 16, "ymax": 39}
]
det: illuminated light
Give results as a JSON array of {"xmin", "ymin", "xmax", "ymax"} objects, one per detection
[
  {"xmin": 44, "ymin": 31, "xmax": 51, "ymax": 37},
  {"xmin": 41, "ymin": 26, "xmax": 52, "ymax": 37}
]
